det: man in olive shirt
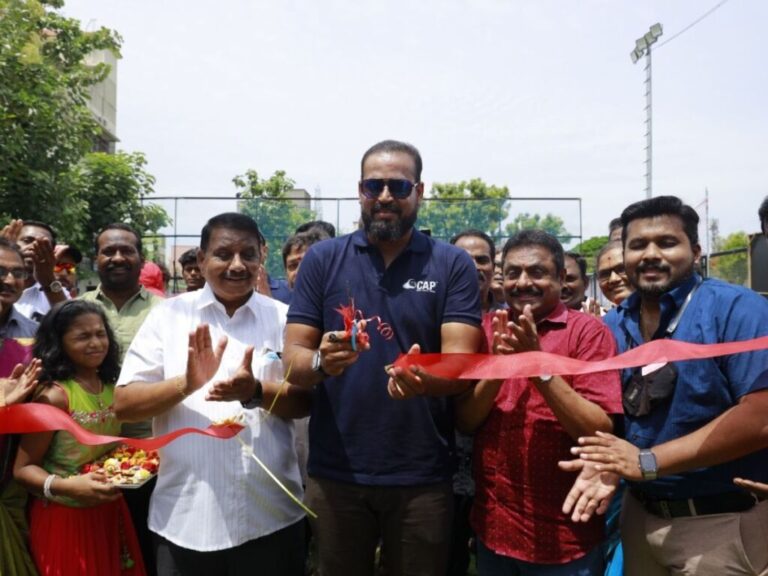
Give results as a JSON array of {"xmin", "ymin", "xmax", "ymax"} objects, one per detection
[
  {"xmin": 78, "ymin": 222, "xmax": 162, "ymax": 574},
  {"xmin": 80, "ymin": 223, "xmax": 162, "ymax": 368}
]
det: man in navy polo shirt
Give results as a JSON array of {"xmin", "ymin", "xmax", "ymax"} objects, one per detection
[
  {"xmin": 566, "ymin": 196, "xmax": 768, "ymax": 575},
  {"xmin": 283, "ymin": 139, "xmax": 483, "ymax": 576}
]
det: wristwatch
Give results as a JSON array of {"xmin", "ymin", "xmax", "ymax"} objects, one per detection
[
  {"xmin": 43, "ymin": 280, "xmax": 64, "ymax": 294},
  {"xmin": 638, "ymin": 449, "xmax": 658, "ymax": 480},
  {"xmin": 240, "ymin": 380, "xmax": 263, "ymax": 409},
  {"xmin": 312, "ymin": 350, "xmax": 328, "ymax": 376}
]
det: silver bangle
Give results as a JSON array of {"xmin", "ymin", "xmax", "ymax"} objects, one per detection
[{"xmin": 43, "ymin": 474, "xmax": 58, "ymax": 500}]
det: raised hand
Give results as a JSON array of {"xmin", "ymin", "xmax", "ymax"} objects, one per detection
[
  {"xmin": 30, "ymin": 236, "xmax": 56, "ymax": 286},
  {"xmin": 206, "ymin": 346, "xmax": 261, "ymax": 403},
  {"xmin": 493, "ymin": 305, "xmax": 541, "ymax": 354},
  {"xmin": 254, "ymin": 264, "xmax": 272, "ymax": 297},
  {"xmin": 0, "ymin": 219, "xmax": 23, "ymax": 242},
  {"xmin": 559, "ymin": 458, "xmax": 619, "ymax": 523},
  {"xmin": 184, "ymin": 324, "xmax": 228, "ymax": 394},
  {"xmin": 0, "ymin": 359, "xmax": 42, "ymax": 406}
]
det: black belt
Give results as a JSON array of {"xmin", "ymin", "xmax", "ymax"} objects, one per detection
[{"xmin": 631, "ymin": 488, "xmax": 764, "ymax": 519}]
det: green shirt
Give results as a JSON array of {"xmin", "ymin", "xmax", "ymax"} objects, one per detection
[
  {"xmin": 80, "ymin": 284, "xmax": 162, "ymax": 438},
  {"xmin": 80, "ymin": 284, "xmax": 162, "ymax": 362}
]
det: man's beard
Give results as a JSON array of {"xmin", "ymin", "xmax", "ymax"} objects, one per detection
[
  {"xmin": 362, "ymin": 205, "xmax": 417, "ymax": 242},
  {"xmin": 631, "ymin": 262, "xmax": 694, "ymax": 297}
]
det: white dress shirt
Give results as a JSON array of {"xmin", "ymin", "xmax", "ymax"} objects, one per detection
[
  {"xmin": 16, "ymin": 282, "xmax": 72, "ymax": 320},
  {"xmin": 117, "ymin": 285, "xmax": 304, "ymax": 551}
]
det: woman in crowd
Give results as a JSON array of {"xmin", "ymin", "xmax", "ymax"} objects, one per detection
[
  {"xmin": 596, "ymin": 240, "xmax": 633, "ymax": 306},
  {"xmin": 14, "ymin": 300, "xmax": 146, "ymax": 575}
]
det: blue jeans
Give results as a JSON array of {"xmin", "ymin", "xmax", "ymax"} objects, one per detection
[{"xmin": 476, "ymin": 539, "xmax": 604, "ymax": 576}]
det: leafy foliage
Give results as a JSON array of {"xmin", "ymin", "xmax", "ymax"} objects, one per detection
[
  {"xmin": 505, "ymin": 212, "xmax": 570, "ymax": 242},
  {"xmin": 571, "ymin": 235, "xmax": 610, "ymax": 272},
  {"xmin": 0, "ymin": 0, "xmax": 120, "ymax": 227},
  {"xmin": 0, "ymin": 0, "xmax": 168, "ymax": 251},
  {"xmin": 710, "ymin": 231, "xmax": 748, "ymax": 286},
  {"xmin": 68, "ymin": 152, "xmax": 170, "ymax": 250},
  {"xmin": 234, "ymin": 169, "xmax": 317, "ymax": 277},
  {"xmin": 417, "ymin": 179, "xmax": 509, "ymax": 243}
]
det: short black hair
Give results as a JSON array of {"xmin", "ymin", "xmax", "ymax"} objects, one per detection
[
  {"xmin": 22, "ymin": 220, "xmax": 57, "ymax": 246},
  {"xmin": 565, "ymin": 251, "xmax": 588, "ymax": 281},
  {"xmin": 295, "ymin": 220, "xmax": 336, "ymax": 238},
  {"xmin": 34, "ymin": 300, "xmax": 121, "ymax": 384},
  {"xmin": 360, "ymin": 140, "xmax": 423, "ymax": 181},
  {"xmin": 608, "ymin": 218, "xmax": 622, "ymax": 235},
  {"xmin": 502, "ymin": 229, "xmax": 565, "ymax": 275},
  {"xmin": 201, "ymin": 213, "xmax": 263, "ymax": 252},
  {"xmin": 282, "ymin": 229, "xmax": 330, "ymax": 267},
  {"xmin": 0, "ymin": 237, "xmax": 25, "ymax": 264},
  {"xmin": 759, "ymin": 196, "xmax": 768, "ymax": 235},
  {"xmin": 94, "ymin": 223, "xmax": 143, "ymax": 257},
  {"xmin": 178, "ymin": 248, "xmax": 199, "ymax": 267},
  {"xmin": 449, "ymin": 229, "xmax": 496, "ymax": 264},
  {"xmin": 620, "ymin": 195, "xmax": 699, "ymax": 247}
]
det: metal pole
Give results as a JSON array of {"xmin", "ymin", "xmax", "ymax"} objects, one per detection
[
  {"xmin": 705, "ymin": 187, "xmax": 710, "ymax": 276},
  {"xmin": 645, "ymin": 47, "xmax": 653, "ymax": 198}
]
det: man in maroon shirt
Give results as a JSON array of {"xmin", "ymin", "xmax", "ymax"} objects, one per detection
[{"xmin": 456, "ymin": 229, "xmax": 622, "ymax": 575}]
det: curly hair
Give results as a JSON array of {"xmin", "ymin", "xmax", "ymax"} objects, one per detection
[{"xmin": 33, "ymin": 300, "xmax": 121, "ymax": 384}]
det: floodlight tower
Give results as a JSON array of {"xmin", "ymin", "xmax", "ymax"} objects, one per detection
[{"xmin": 631, "ymin": 23, "xmax": 663, "ymax": 199}]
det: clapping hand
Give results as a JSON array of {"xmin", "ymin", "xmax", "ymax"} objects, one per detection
[
  {"xmin": 0, "ymin": 359, "xmax": 42, "ymax": 406},
  {"xmin": 183, "ymin": 324, "xmax": 228, "ymax": 395},
  {"xmin": 206, "ymin": 346, "xmax": 261, "ymax": 403},
  {"xmin": 493, "ymin": 305, "xmax": 541, "ymax": 355}
]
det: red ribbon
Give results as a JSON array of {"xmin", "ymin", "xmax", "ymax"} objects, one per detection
[
  {"xmin": 392, "ymin": 335, "xmax": 768, "ymax": 380},
  {"xmin": 0, "ymin": 403, "xmax": 244, "ymax": 449}
]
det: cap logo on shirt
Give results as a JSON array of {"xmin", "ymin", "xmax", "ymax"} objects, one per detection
[{"xmin": 402, "ymin": 279, "xmax": 437, "ymax": 293}]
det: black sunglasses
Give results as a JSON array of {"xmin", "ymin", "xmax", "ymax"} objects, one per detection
[{"xmin": 360, "ymin": 179, "xmax": 417, "ymax": 200}]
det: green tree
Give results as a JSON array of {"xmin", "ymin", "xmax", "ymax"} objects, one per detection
[
  {"xmin": 710, "ymin": 231, "xmax": 748, "ymax": 286},
  {"xmin": 234, "ymin": 169, "xmax": 316, "ymax": 277},
  {"xmin": 417, "ymin": 179, "xmax": 509, "ymax": 243},
  {"xmin": 505, "ymin": 212, "xmax": 570, "ymax": 242},
  {"xmin": 571, "ymin": 235, "xmax": 610, "ymax": 272},
  {"xmin": 68, "ymin": 152, "xmax": 171, "ymax": 249},
  {"xmin": 0, "ymin": 0, "xmax": 121, "ymax": 229}
]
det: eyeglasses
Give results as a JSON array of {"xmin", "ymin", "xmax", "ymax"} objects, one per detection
[
  {"xmin": 597, "ymin": 264, "xmax": 627, "ymax": 282},
  {"xmin": 0, "ymin": 266, "xmax": 28, "ymax": 280},
  {"xmin": 54, "ymin": 263, "xmax": 77, "ymax": 274},
  {"xmin": 360, "ymin": 179, "xmax": 417, "ymax": 200}
]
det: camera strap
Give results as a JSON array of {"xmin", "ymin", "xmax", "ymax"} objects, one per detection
[{"xmin": 665, "ymin": 277, "xmax": 701, "ymax": 336}]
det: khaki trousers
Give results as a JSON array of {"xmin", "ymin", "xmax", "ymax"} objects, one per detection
[{"xmin": 621, "ymin": 490, "xmax": 768, "ymax": 576}]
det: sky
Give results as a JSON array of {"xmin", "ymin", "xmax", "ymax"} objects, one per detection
[{"xmin": 63, "ymin": 0, "xmax": 768, "ymax": 250}]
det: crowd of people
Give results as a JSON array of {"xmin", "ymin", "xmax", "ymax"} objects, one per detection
[{"xmin": 1, "ymin": 139, "xmax": 767, "ymax": 576}]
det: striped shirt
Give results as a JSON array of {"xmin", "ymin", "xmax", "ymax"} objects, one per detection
[{"xmin": 117, "ymin": 284, "xmax": 304, "ymax": 551}]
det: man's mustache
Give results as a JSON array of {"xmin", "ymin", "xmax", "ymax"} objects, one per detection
[
  {"xmin": 372, "ymin": 204, "xmax": 401, "ymax": 215},
  {"xmin": 637, "ymin": 263, "xmax": 670, "ymax": 274},
  {"xmin": 509, "ymin": 288, "xmax": 543, "ymax": 297}
]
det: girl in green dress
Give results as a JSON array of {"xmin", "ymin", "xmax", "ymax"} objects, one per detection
[{"xmin": 14, "ymin": 300, "xmax": 146, "ymax": 575}]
